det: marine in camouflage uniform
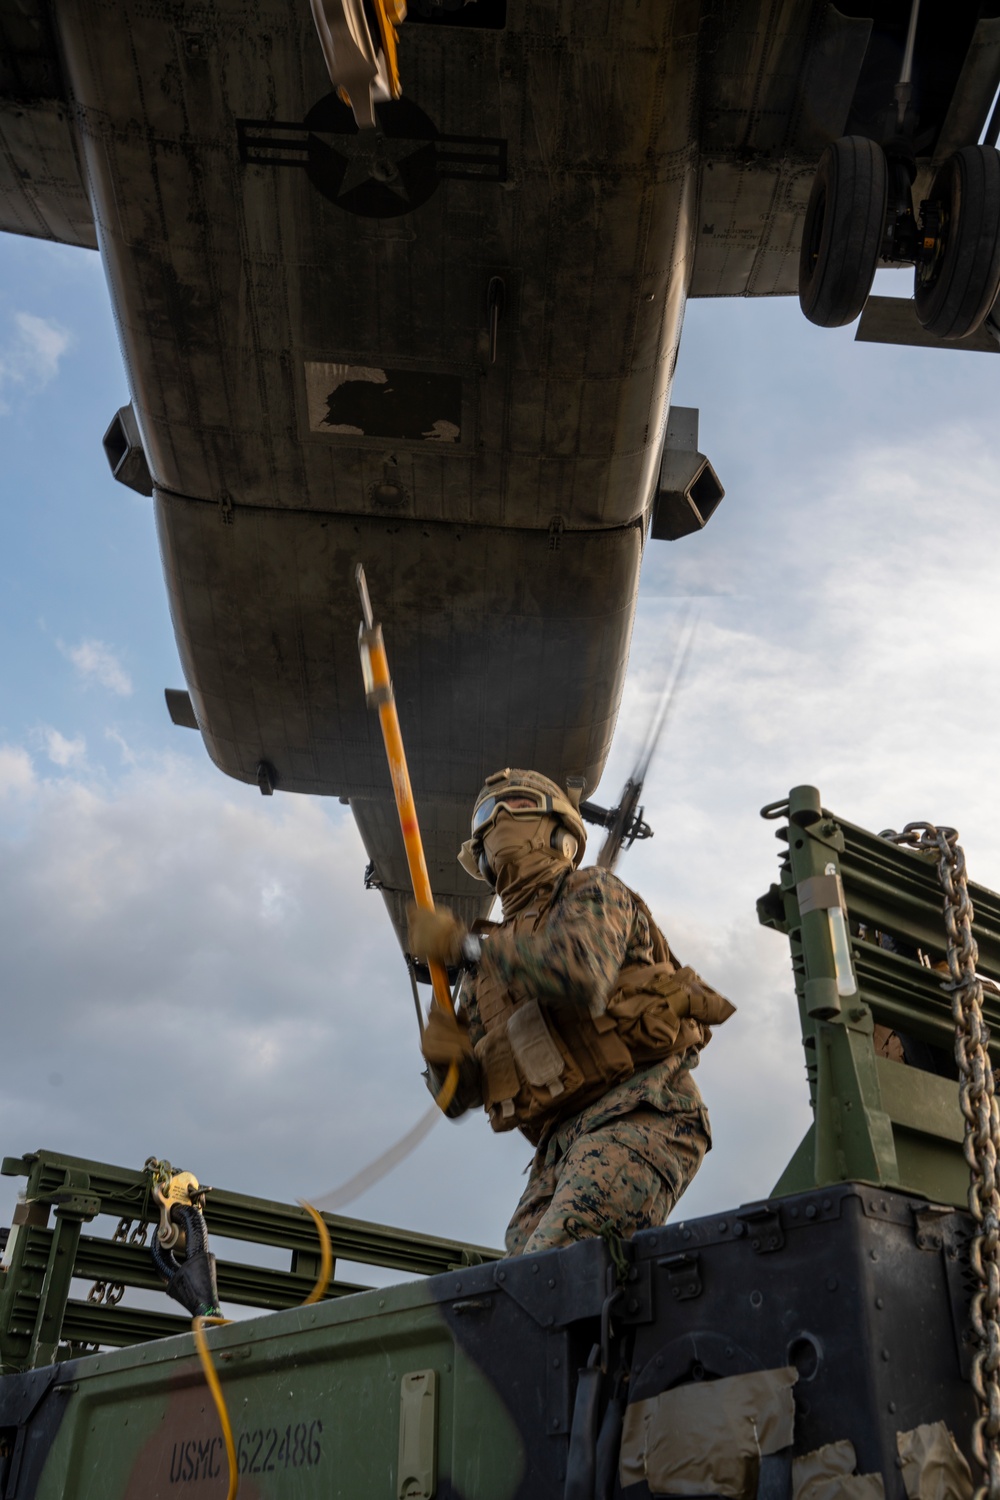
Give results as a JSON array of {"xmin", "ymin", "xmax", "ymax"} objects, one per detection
[{"xmin": 409, "ymin": 770, "xmax": 734, "ymax": 1258}]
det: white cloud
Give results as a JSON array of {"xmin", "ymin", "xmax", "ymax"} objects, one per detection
[
  {"xmin": 59, "ymin": 638, "xmax": 133, "ymax": 696},
  {"xmin": 0, "ymin": 311, "xmax": 71, "ymax": 409},
  {"xmin": 104, "ymin": 727, "xmax": 137, "ymax": 765},
  {"xmin": 0, "ymin": 745, "xmax": 36, "ymax": 799},
  {"xmin": 0, "ymin": 751, "xmax": 506, "ymax": 1233},
  {"xmin": 259, "ymin": 877, "xmax": 292, "ymax": 924},
  {"xmin": 43, "ymin": 729, "xmax": 86, "ymax": 767}
]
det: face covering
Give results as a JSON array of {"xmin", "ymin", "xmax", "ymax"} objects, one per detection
[{"xmin": 481, "ymin": 811, "xmax": 572, "ymax": 917}]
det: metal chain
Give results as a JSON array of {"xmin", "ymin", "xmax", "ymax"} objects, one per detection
[
  {"xmin": 882, "ymin": 820, "xmax": 1000, "ymax": 1499},
  {"xmin": 114, "ymin": 1215, "xmax": 149, "ymax": 1248},
  {"xmin": 85, "ymin": 1279, "xmax": 125, "ymax": 1306},
  {"xmin": 85, "ymin": 1215, "xmax": 138, "ymax": 1306}
]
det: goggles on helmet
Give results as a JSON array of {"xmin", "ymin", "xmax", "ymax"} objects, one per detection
[{"xmin": 471, "ymin": 787, "xmax": 554, "ymax": 840}]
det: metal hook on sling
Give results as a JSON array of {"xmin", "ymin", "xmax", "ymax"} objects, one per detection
[{"xmin": 150, "ymin": 1202, "xmax": 222, "ymax": 1320}]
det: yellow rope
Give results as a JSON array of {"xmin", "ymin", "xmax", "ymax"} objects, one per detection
[
  {"xmin": 298, "ymin": 1201, "xmax": 333, "ymax": 1305},
  {"xmin": 436, "ymin": 1059, "xmax": 460, "ymax": 1113},
  {"xmin": 188, "ymin": 1177, "xmax": 452, "ymax": 1500},
  {"xmin": 310, "ymin": 1103, "xmax": 439, "ymax": 1213},
  {"xmin": 192, "ymin": 1315, "xmax": 237, "ymax": 1500},
  {"xmin": 188, "ymin": 1202, "xmax": 331, "ymax": 1498}
]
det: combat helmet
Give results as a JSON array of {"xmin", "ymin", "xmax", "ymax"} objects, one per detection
[{"xmin": 458, "ymin": 768, "xmax": 587, "ymax": 886}]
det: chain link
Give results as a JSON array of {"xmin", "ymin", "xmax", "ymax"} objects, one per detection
[
  {"xmin": 110, "ymin": 1215, "xmax": 149, "ymax": 1248},
  {"xmin": 882, "ymin": 820, "xmax": 1000, "ymax": 1499},
  {"xmin": 84, "ymin": 1214, "xmax": 143, "ymax": 1307},
  {"xmin": 85, "ymin": 1279, "xmax": 125, "ymax": 1306}
]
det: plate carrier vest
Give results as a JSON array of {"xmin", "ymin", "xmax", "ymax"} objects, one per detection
[{"xmin": 471, "ymin": 870, "xmax": 734, "ymax": 1141}]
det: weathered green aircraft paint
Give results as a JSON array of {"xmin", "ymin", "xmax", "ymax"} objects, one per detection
[{"xmin": 0, "ymin": 789, "xmax": 995, "ymax": 1499}]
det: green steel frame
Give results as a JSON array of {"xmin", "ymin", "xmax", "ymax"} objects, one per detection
[
  {"xmin": 758, "ymin": 785, "xmax": 1000, "ymax": 1205},
  {"xmin": 0, "ymin": 1150, "xmax": 500, "ymax": 1375}
]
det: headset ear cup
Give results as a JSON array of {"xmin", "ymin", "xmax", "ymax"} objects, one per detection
[
  {"xmin": 478, "ymin": 848, "xmax": 496, "ymax": 886},
  {"xmin": 552, "ymin": 828, "xmax": 578, "ymax": 863}
]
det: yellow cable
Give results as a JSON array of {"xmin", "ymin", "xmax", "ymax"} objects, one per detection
[
  {"xmin": 187, "ymin": 1201, "xmax": 330, "ymax": 1500},
  {"xmin": 298, "ymin": 1201, "xmax": 333, "ymax": 1305},
  {"xmin": 436, "ymin": 1060, "xmax": 459, "ymax": 1113},
  {"xmin": 186, "ymin": 1197, "xmax": 332, "ymax": 1500},
  {"xmin": 192, "ymin": 1315, "xmax": 238, "ymax": 1500}
]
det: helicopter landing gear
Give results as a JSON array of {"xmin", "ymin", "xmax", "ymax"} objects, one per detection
[
  {"xmin": 799, "ymin": 136, "xmax": 888, "ymax": 328},
  {"xmin": 799, "ymin": 138, "xmax": 1000, "ymax": 342},
  {"xmin": 800, "ymin": 0, "xmax": 1000, "ymax": 341},
  {"xmin": 914, "ymin": 145, "xmax": 1000, "ymax": 340}
]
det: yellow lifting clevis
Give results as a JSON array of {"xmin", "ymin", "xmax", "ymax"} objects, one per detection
[
  {"xmin": 356, "ymin": 564, "xmax": 461, "ymax": 1115},
  {"xmin": 308, "ymin": 0, "xmax": 407, "ymax": 130}
]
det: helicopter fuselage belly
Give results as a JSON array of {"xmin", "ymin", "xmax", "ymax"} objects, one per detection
[{"xmin": 51, "ymin": 0, "xmax": 700, "ymax": 929}]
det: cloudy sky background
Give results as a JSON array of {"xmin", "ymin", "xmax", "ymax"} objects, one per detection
[{"xmin": 2, "ymin": 223, "xmax": 999, "ymax": 1294}]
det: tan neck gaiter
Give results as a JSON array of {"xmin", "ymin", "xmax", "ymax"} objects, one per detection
[{"xmin": 482, "ymin": 812, "xmax": 573, "ymax": 918}]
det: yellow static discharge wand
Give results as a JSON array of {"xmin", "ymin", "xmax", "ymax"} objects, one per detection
[{"xmin": 356, "ymin": 564, "xmax": 459, "ymax": 1114}]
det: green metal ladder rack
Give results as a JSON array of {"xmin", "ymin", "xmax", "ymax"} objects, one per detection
[
  {"xmin": 0, "ymin": 1149, "xmax": 500, "ymax": 1375},
  {"xmin": 758, "ymin": 785, "xmax": 1000, "ymax": 1205}
]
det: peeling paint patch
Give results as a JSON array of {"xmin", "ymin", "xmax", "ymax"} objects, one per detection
[
  {"xmin": 305, "ymin": 362, "xmax": 461, "ymax": 441},
  {"xmin": 422, "ymin": 420, "xmax": 460, "ymax": 442}
]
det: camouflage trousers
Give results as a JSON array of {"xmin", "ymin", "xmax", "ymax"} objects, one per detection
[{"xmin": 504, "ymin": 1095, "xmax": 710, "ymax": 1257}]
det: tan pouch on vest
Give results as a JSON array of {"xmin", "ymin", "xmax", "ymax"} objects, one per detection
[
  {"xmin": 475, "ymin": 1028, "xmax": 520, "ymax": 1125},
  {"xmin": 506, "ymin": 999, "xmax": 567, "ymax": 1099},
  {"xmin": 683, "ymin": 969, "xmax": 736, "ymax": 1026},
  {"xmin": 607, "ymin": 964, "xmax": 735, "ymax": 1061},
  {"xmin": 476, "ymin": 1003, "xmax": 597, "ymax": 1135}
]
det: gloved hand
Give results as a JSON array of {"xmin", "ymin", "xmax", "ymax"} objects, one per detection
[
  {"xmin": 420, "ymin": 1003, "xmax": 474, "ymax": 1067},
  {"xmin": 407, "ymin": 903, "xmax": 467, "ymax": 967}
]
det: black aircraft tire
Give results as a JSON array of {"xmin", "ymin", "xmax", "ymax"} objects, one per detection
[
  {"xmin": 915, "ymin": 146, "xmax": 1000, "ymax": 340},
  {"xmin": 798, "ymin": 137, "xmax": 887, "ymax": 328}
]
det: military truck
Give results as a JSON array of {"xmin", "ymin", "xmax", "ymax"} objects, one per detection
[{"xmin": 0, "ymin": 787, "xmax": 993, "ymax": 1498}]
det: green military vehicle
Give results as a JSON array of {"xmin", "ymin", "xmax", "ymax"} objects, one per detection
[{"xmin": 0, "ymin": 787, "xmax": 993, "ymax": 1498}]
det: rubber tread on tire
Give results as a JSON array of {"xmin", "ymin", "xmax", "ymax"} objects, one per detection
[
  {"xmin": 799, "ymin": 136, "xmax": 887, "ymax": 328},
  {"xmin": 915, "ymin": 145, "xmax": 1000, "ymax": 341}
]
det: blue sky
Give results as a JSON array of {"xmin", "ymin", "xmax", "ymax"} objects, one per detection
[
  {"xmin": 2, "ymin": 223, "xmax": 999, "ymax": 1282},
  {"xmin": 0, "ymin": 236, "xmax": 180, "ymax": 778}
]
